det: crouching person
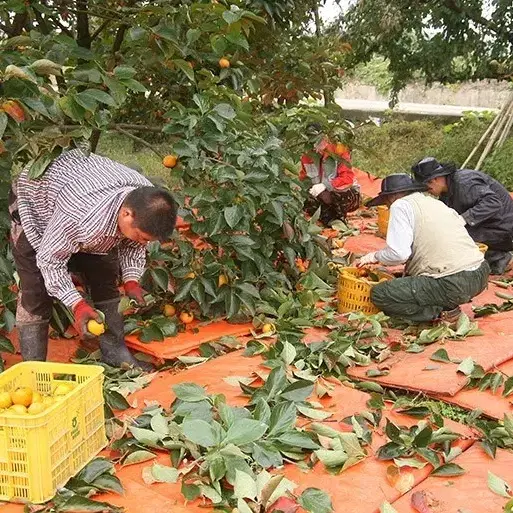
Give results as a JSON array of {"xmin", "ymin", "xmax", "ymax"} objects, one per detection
[{"xmin": 358, "ymin": 174, "xmax": 490, "ymax": 324}]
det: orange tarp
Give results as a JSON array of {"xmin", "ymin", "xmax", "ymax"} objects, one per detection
[
  {"xmin": 349, "ymin": 311, "xmax": 513, "ymax": 396},
  {"xmin": 125, "ymin": 320, "xmax": 253, "ymax": 359},
  {"xmin": 392, "ymin": 444, "xmax": 513, "ymax": 513},
  {"xmin": 434, "ymin": 357, "xmax": 513, "ymax": 419}
]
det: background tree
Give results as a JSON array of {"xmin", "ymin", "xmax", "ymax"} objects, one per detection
[{"xmin": 341, "ymin": 0, "xmax": 513, "ymax": 101}]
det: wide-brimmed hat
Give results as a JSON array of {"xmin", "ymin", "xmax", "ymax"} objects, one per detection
[
  {"xmin": 412, "ymin": 157, "xmax": 453, "ymax": 183},
  {"xmin": 366, "ymin": 174, "xmax": 427, "ymax": 207}
]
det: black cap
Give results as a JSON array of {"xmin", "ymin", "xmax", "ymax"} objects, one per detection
[
  {"xmin": 412, "ymin": 157, "xmax": 453, "ymax": 183},
  {"xmin": 366, "ymin": 173, "xmax": 427, "ymax": 207}
]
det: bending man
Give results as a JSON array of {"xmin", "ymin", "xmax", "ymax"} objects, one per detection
[
  {"xmin": 412, "ymin": 157, "xmax": 513, "ymax": 274},
  {"xmin": 9, "ymin": 148, "xmax": 177, "ymax": 369},
  {"xmin": 358, "ymin": 174, "xmax": 489, "ymax": 323}
]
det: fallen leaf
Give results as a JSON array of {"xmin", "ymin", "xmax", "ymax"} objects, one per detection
[
  {"xmin": 411, "ymin": 490, "xmax": 438, "ymax": 513},
  {"xmin": 386, "ymin": 465, "xmax": 415, "ymax": 493}
]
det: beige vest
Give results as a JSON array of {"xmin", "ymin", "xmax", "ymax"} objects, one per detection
[{"xmin": 405, "ymin": 193, "xmax": 484, "ymax": 278}]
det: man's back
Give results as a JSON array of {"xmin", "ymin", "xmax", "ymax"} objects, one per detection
[
  {"xmin": 17, "ymin": 149, "xmax": 151, "ymax": 251},
  {"xmin": 443, "ymin": 168, "xmax": 513, "ymax": 244}
]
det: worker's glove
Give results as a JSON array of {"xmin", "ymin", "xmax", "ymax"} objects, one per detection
[
  {"xmin": 124, "ymin": 280, "xmax": 147, "ymax": 306},
  {"xmin": 309, "ymin": 183, "xmax": 327, "ymax": 198},
  {"xmin": 72, "ymin": 299, "xmax": 102, "ymax": 339},
  {"xmin": 357, "ymin": 252, "xmax": 379, "ymax": 267}
]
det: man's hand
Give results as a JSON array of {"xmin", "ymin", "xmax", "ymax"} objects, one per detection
[
  {"xmin": 124, "ymin": 280, "xmax": 146, "ymax": 306},
  {"xmin": 72, "ymin": 300, "xmax": 102, "ymax": 339},
  {"xmin": 357, "ymin": 252, "xmax": 378, "ymax": 267}
]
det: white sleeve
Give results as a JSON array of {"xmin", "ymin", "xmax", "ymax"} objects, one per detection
[{"xmin": 375, "ymin": 199, "xmax": 415, "ymax": 265}]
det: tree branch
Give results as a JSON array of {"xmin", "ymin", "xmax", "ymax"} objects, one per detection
[
  {"xmin": 90, "ymin": 19, "xmax": 111, "ymax": 41},
  {"xmin": 114, "ymin": 126, "xmax": 165, "ymax": 158},
  {"xmin": 76, "ymin": 0, "xmax": 91, "ymax": 49},
  {"xmin": 441, "ymin": 0, "xmax": 513, "ymax": 44}
]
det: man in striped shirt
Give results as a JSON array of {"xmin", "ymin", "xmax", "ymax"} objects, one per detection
[{"xmin": 9, "ymin": 149, "xmax": 177, "ymax": 369}]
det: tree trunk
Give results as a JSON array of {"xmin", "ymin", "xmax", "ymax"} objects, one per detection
[
  {"xmin": 76, "ymin": 0, "xmax": 91, "ymax": 49},
  {"xmin": 312, "ymin": 1, "xmax": 333, "ymax": 106}
]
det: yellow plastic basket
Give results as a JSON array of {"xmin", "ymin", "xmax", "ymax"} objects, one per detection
[
  {"xmin": 477, "ymin": 243, "xmax": 488, "ymax": 254},
  {"xmin": 0, "ymin": 362, "xmax": 106, "ymax": 504},
  {"xmin": 377, "ymin": 206, "xmax": 389, "ymax": 239},
  {"xmin": 337, "ymin": 267, "xmax": 394, "ymax": 315}
]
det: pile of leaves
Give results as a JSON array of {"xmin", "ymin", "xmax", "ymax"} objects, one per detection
[{"xmin": 111, "ymin": 379, "xmax": 335, "ymax": 513}]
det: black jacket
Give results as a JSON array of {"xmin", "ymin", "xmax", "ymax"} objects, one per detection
[{"xmin": 440, "ymin": 169, "xmax": 513, "ymax": 250}]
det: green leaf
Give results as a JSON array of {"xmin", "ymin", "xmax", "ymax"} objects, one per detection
[
  {"xmin": 150, "ymin": 267, "xmax": 169, "ymax": 291},
  {"xmin": 413, "ymin": 425, "xmax": 433, "ymax": 448},
  {"xmin": 278, "ymin": 431, "xmax": 319, "ymax": 450},
  {"xmin": 234, "ymin": 470, "xmax": 258, "ymax": 500},
  {"xmin": 151, "ymin": 463, "xmax": 179, "ymax": 483},
  {"xmin": 174, "ymin": 59, "xmax": 195, "ymax": 81},
  {"xmin": 252, "ymin": 441, "xmax": 283, "ymax": 468},
  {"xmin": 121, "ymin": 78, "xmax": 147, "ymax": 93},
  {"xmin": 28, "ymin": 148, "xmax": 61, "ymax": 179},
  {"xmin": 488, "ymin": 471, "xmax": 512, "ymax": 498},
  {"xmin": 91, "ymin": 474, "xmax": 124, "ymax": 495},
  {"xmin": 213, "ymin": 103, "xmax": 236, "ymax": 120},
  {"xmin": 77, "ymin": 458, "xmax": 113, "ymax": 484},
  {"xmin": 503, "ymin": 376, "xmax": 513, "ymax": 397},
  {"xmin": 181, "ymin": 419, "xmax": 216, "ymax": 447},
  {"xmin": 298, "ymin": 488, "xmax": 334, "ymax": 513},
  {"xmin": 280, "ymin": 380, "xmax": 314, "ymax": 402},
  {"xmin": 430, "ymin": 348, "xmax": 452, "ymax": 363},
  {"xmin": 57, "ymin": 495, "xmax": 123, "ymax": 512},
  {"xmin": 123, "ymin": 450, "xmax": 156, "ymax": 466},
  {"xmin": 186, "ymin": 28, "xmax": 201, "ymax": 44},
  {"xmin": 82, "ymin": 88, "xmax": 117, "ymax": 106},
  {"xmin": 173, "ymin": 383, "xmax": 207, "ymax": 402},
  {"xmin": 376, "ymin": 442, "xmax": 404, "ymax": 460},
  {"xmin": 457, "ymin": 357, "xmax": 475, "ymax": 376},
  {"xmin": 114, "ymin": 65, "xmax": 137, "ymax": 80},
  {"xmin": 280, "ymin": 341, "xmax": 297, "ymax": 365},
  {"xmin": 296, "ymin": 404, "xmax": 332, "ymax": 421},
  {"xmin": 224, "ymin": 418, "xmax": 268, "ymax": 446},
  {"xmin": 393, "ymin": 457, "xmax": 427, "ymax": 469},
  {"xmin": 129, "ymin": 427, "xmax": 162, "ymax": 448},
  {"xmin": 224, "ymin": 205, "xmax": 244, "ymax": 228},
  {"xmin": 315, "ymin": 449, "xmax": 348, "ymax": 468},
  {"xmin": 223, "ymin": 9, "xmax": 243, "ymax": 24},
  {"xmin": 268, "ymin": 402, "xmax": 297, "ymax": 436},
  {"xmin": 431, "ymin": 463, "xmax": 465, "ymax": 476},
  {"xmin": 150, "ymin": 413, "xmax": 168, "ymax": 435},
  {"xmin": 105, "ymin": 390, "xmax": 130, "ymax": 410},
  {"xmin": 0, "ymin": 334, "xmax": 15, "ymax": 354},
  {"xmin": 181, "ymin": 482, "xmax": 201, "ymax": 501}
]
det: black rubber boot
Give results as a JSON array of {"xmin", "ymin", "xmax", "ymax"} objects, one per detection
[
  {"xmin": 95, "ymin": 299, "xmax": 153, "ymax": 371},
  {"xmin": 18, "ymin": 322, "xmax": 49, "ymax": 361}
]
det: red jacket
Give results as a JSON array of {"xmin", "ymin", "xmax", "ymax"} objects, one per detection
[{"xmin": 300, "ymin": 144, "xmax": 355, "ymax": 190}]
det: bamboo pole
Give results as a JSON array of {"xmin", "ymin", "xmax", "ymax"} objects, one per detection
[
  {"xmin": 476, "ymin": 94, "xmax": 513, "ymax": 170},
  {"xmin": 497, "ymin": 104, "xmax": 513, "ymax": 147},
  {"xmin": 462, "ymin": 110, "xmax": 501, "ymax": 168}
]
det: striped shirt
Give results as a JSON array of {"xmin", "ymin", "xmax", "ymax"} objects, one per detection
[{"xmin": 16, "ymin": 149, "xmax": 153, "ymax": 308}]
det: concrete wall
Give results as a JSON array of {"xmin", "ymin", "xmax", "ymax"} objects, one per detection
[{"xmin": 337, "ymin": 79, "xmax": 512, "ymax": 108}]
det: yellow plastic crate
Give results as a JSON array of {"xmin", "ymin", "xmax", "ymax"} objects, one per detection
[
  {"xmin": 337, "ymin": 267, "xmax": 394, "ymax": 315},
  {"xmin": 0, "ymin": 362, "xmax": 106, "ymax": 504},
  {"xmin": 376, "ymin": 206, "xmax": 389, "ymax": 239}
]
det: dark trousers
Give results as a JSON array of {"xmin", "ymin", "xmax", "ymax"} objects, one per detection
[
  {"xmin": 9, "ymin": 189, "xmax": 120, "ymax": 324},
  {"xmin": 370, "ymin": 262, "xmax": 490, "ymax": 323},
  {"xmin": 304, "ymin": 186, "xmax": 360, "ymax": 226}
]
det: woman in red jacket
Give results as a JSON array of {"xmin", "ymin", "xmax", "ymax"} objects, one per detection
[{"xmin": 300, "ymin": 128, "xmax": 360, "ymax": 225}]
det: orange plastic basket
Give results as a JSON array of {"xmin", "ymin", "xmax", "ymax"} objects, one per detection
[
  {"xmin": 337, "ymin": 267, "xmax": 394, "ymax": 314},
  {"xmin": 377, "ymin": 206, "xmax": 389, "ymax": 238}
]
